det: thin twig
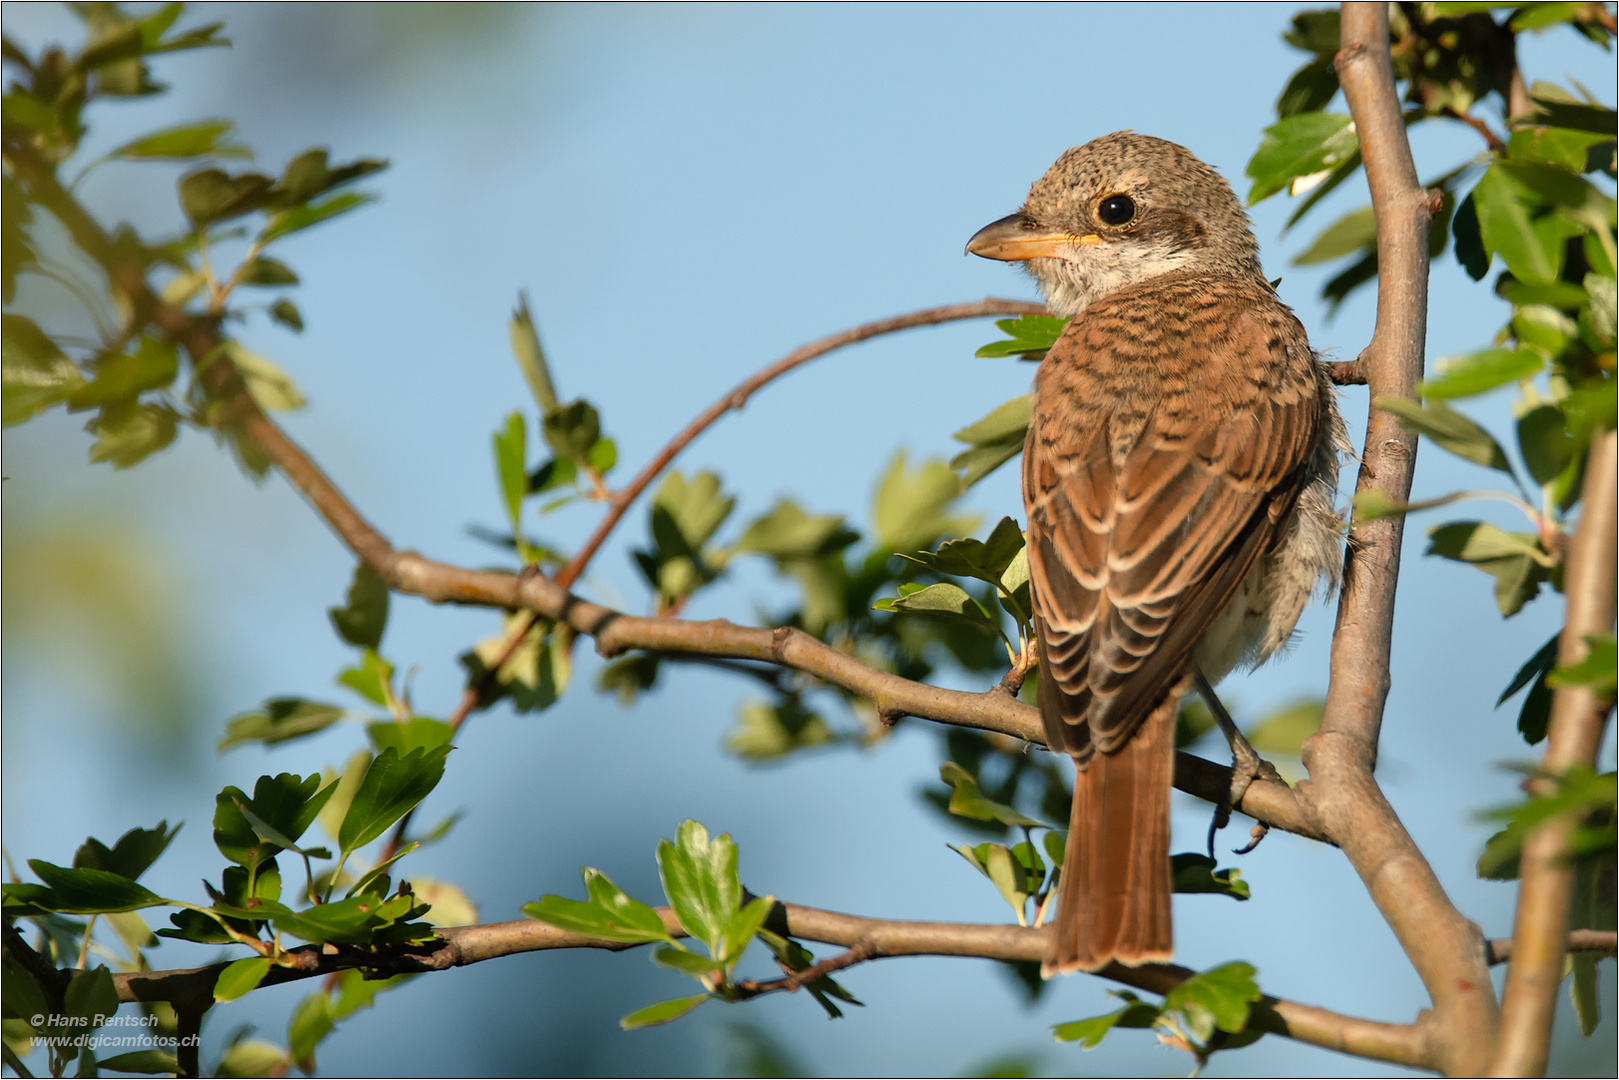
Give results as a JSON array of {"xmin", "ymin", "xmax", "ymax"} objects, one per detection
[
  {"xmin": 1307, "ymin": 7, "xmax": 1501, "ymax": 1076},
  {"xmin": 551, "ymin": 298, "xmax": 1048, "ymax": 591},
  {"xmin": 1441, "ymin": 107, "xmax": 1507, "ymax": 153}
]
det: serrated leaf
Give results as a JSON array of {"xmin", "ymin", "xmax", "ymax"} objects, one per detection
[
  {"xmin": 874, "ymin": 581, "xmax": 995, "ymax": 630},
  {"xmin": 656, "ymin": 820, "xmax": 741, "ymax": 956},
  {"xmin": 85, "ymin": 400, "xmax": 180, "ymax": 468},
  {"xmin": 1163, "ymin": 961, "xmax": 1261, "ymax": 1043},
  {"xmin": 73, "ymin": 822, "xmax": 179, "ymax": 882},
  {"xmin": 874, "ymin": 451, "xmax": 977, "ymax": 552},
  {"xmin": 179, "ymin": 168, "xmax": 273, "ymax": 228},
  {"xmin": 5, "ymin": 863, "xmax": 165, "ymax": 914}
]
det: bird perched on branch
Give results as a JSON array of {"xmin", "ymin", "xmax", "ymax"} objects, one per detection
[{"xmin": 967, "ymin": 132, "xmax": 1345, "ymax": 975}]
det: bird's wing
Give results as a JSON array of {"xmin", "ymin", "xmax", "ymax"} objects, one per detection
[{"xmin": 1024, "ymin": 294, "xmax": 1321, "ymax": 760}]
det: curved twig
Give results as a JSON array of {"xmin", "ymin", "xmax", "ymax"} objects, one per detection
[
  {"xmin": 552, "ymin": 298, "xmax": 1048, "ymax": 591},
  {"xmin": 1304, "ymin": 6, "xmax": 1500, "ymax": 1076}
]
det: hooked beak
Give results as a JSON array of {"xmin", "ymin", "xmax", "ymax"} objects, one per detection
[{"xmin": 965, "ymin": 212, "xmax": 1100, "ymax": 261}]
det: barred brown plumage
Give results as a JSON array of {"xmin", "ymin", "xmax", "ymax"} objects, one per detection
[{"xmin": 968, "ymin": 132, "xmax": 1345, "ymax": 976}]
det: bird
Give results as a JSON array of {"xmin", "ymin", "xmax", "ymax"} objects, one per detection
[{"xmin": 966, "ymin": 132, "xmax": 1345, "ymax": 976}]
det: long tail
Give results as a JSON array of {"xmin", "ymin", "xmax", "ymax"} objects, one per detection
[{"xmin": 1044, "ymin": 693, "xmax": 1177, "ymax": 976}]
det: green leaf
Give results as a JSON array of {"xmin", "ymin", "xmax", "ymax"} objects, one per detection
[
  {"xmin": 268, "ymin": 298, "xmax": 304, "ymax": 332},
  {"xmin": 508, "ymin": 292, "xmax": 558, "ymax": 413},
  {"xmin": 1507, "ymin": 125, "xmax": 1614, "ymax": 174},
  {"xmin": 236, "ymin": 256, "xmax": 298, "ymax": 287},
  {"xmin": 1376, "ymin": 396, "xmax": 1515, "ymax": 475},
  {"xmin": 735, "ymin": 500, "xmax": 857, "ymax": 559},
  {"xmin": 1426, "ymin": 521, "xmax": 1552, "ymax": 615},
  {"xmin": 259, "ymin": 191, "xmax": 374, "ymax": 244},
  {"xmin": 620, "ymin": 993, "xmax": 709, "ymax": 1029},
  {"xmin": 1292, "ymin": 204, "xmax": 1375, "ymax": 265},
  {"xmin": 219, "ymin": 697, "xmax": 345, "ymax": 751},
  {"xmin": 1453, "ymin": 191, "xmax": 1490, "ymax": 280},
  {"xmin": 938, "ymin": 762, "xmax": 1047, "ymax": 828},
  {"xmin": 1421, "ymin": 348, "xmax": 1543, "ymax": 399},
  {"xmin": 109, "ymin": 118, "xmax": 245, "ymax": 160},
  {"xmin": 652, "ymin": 945, "xmax": 725, "ymax": 975},
  {"xmin": 226, "ymin": 342, "xmax": 305, "ymax": 411},
  {"xmin": 974, "ymin": 314, "xmax": 1068, "ymax": 360},
  {"xmin": 1471, "ymin": 164, "xmax": 1587, "ymax": 286},
  {"xmin": 1276, "ymin": 55, "xmax": 1339, "ymax": 118},
  {"xmin": 1053, "ymin": 992, "xmax": 1161, "ymax": 1046},
  {"xmin": 541, "ymin": 399, "xmax": 602, "ymax": 460},
  {"xmin": 522, "ymin": 868, "xmax": 674, "ymax": 944},
  {"xmin": 94, "ymin": 1050, "xmax": 180, "ymax": 1075},
  {"xmin": 903, "ymin": 517, "xmax": 1026, "ymax": 586},
  {"xmin": 1525, "ymin": 95, "xmax": 1619, "ymax": 138},
  {"xmin": 1518, "ymin": 404, "xmax": 1578, "ymax": 487},
  {"xmin": 2, "ymin": 313, "xmax": 84, "ymax": 424},
  {"xmin": 874, "ymin": 581, "xmax": 997, "ymax": 633},
  {"xmin": 464, "ymin": 614, "xmax": 572, "ymax": 712},
  {"xmin": 725, "ymin": 698, "xmax": 835, "ymax": 761},
  {"xmin": 73, "ymin": 822, "xmax": 179, "ymax": 882},
  {"xmin": 656, "ymin": 821, "xmax": 741, "ymax": 956},
  {"xmin": 85, "ymin": 400, "xmax": 180, "ymax": 469},
  {"xmin": 214, "ymin": 773, "xmax": 333, "ymax": 867},
  {"xmin": 62, "ymin": 966, "xmax": 118, "ymax": 1032},
  {"xmin": 1163, "ymin": 961, "xmax": 1261, "ymax": 1044},
  {"xmin": 1170, "ymin": 853, "xmax": 1251, "ymax": 900},
  {"xmin": 1246, "ymin": 112, "xmax": 1358, "ymax": 204},
  {"xmin": 951, "ymin": 396, "xmax": 1031, "ymax": 489},
  {"xmin": 1548, "ymin": 634, "xmax": 1617, "ymax": 697},
  {"xmin": 68, "ymin": 335, "xmax": 179, "ymax": 409},
  {"xmin": 178, "ymin": 168, "xmax": 274, "ymax": 228},
  {"xmin": 213, "ymin": 956, "xmax": 272, "ymax": 1003},
  {"xmin": 1477, "ymin": 766, "xmax": 1617, "ymax": 881},
  {"xmin": 328, "ymin": 563, "xmax": 389, "ymax": 650},
  {"xmin": 1245, "ymin": 698, "xmax": 1324, "ymax": 756},
  {"xmin": 366, "ymin": 717, "xmax": 452, "ymax": 757},
  {"xmin": 338, "ymin": 746, "xmax": 451, "ymax": 854},
  {"xmin": 286, "ymin": 990, "xmax": 334, "ymax": 1074},
  {"xmin": 874, "ymin": 451, "xmax": 978, "ymax": 552},
  {"xmin": 5, "ymin": 863, "xmax": 164, "ymax": 914},
  {"xmin": 494, "ymin": 410, "xmax": 527, "ymax": 534},
  {"xmin": 719, "ymin": 894, "xmax": 775, "ymax": 967}
]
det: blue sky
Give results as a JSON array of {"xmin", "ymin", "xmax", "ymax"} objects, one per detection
[{"xmin": 3, "ymin": 4, "xmax": 1614, "ymax": 1076}]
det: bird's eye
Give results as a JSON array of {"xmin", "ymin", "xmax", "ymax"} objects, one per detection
[{"xmin": 1097, "ymin": 194, "xmax": 1136, "ymax": 226}]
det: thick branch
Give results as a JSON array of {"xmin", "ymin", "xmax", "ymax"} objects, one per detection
[
  {"xmin": 1490, "ymin": 428, "xmax": 1618, "ymax": 1078},
  {"xmin": 108, "ymin": 903, "xmax": 1426, "ymax": 1070},
  {"xmin": 1302, "ymin": 6, "xmax": 1499, "ymax": 1076}
]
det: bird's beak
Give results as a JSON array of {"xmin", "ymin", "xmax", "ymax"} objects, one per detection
[{"xmin": 965, "ymin": 212, "xmax": 1100, "ymax": 261}]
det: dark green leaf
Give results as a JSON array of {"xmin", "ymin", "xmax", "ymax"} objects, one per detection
[
  {"xmin": 286, "ymin": 991, "xmax": 333, "ymax": 1073},
  {"xmin": 902, "ymin": 517, "xmax": 1026, "ymax": 586},
  {"xmin": 10, "ymin": 862, "xmax": 164, "ymax": 914},
  {"xmin": 178, "ymin": 169, "xmax": 274, "ymax": 228},
  {"xmin": 268, "ymin": 298, "xmax": 304, "ymax": 332},
  {"xmin": 620, "ymin": 994, "xmax": 709, "ymax": 1029},
  {"xmin": 219, "ymin": 698, "xmax": 345, "ymax": 751},
  {"xmin": 1426, "ymin": 521, "xmax": 1551, "ymax": 616},
  {"xmin": 1171, "ymin": 853, "xmax": 1251, "ymax": 900},
  {"xmin": 62, "ymin": 966, "xmax": 118, "ymax": 1031},
  {"xmin": 93, "ymin": 1050, "xmax": 179, "ymax": 1075},
  {"xmin": 328, "ymin": 563, "xmax": 389, "ymax": 650},
  {"xmin": 73, "ymin": 822, "xmax": 179, "ymax": 882},
  {"xmin": 1276, "ymin": 56, "xmax": 1339, "ymax": 117},
  {"xmin": 1525, "ymin": 96, "xmax": 1619, "ymax": 137},
  {"xmin": 1519, "ymin": 404, "xmax": 1578, "ymax": 486},
  {"xmin": 214, "ymin": 773, "xmax": 332, "ymax": 867},
  {"xmin": 366, "ymin": 717, "xmax": 452, "ymax": 756},
  {"xmin": 236, "ymin": 256, "xmax": 298, "ymax": 287},
  {"xmin": 541, "ymin": 399, "xmax": 601, "ymax": 460},
  {"xmin": 1453, "ymin": 191, "xmax": 1490, "ymax": 280}
]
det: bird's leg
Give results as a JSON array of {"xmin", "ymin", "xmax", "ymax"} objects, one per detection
[{"xmin": 1195, "ymin": 669, "xmax": 1283, "ymax": 856}]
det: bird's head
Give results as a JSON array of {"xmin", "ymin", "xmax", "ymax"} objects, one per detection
[{"xmin": 967, "ymin": 132, "xmax": 1262, "ymax": 317}]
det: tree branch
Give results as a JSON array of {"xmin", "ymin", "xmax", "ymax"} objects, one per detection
[
  {"xmin": 553, "ymin": 298, "xmax": 1048, "ymax": 591},
  {"xmin": 1304, "ymin": 6, "xmax": 1500, "ymax": 1076},
  {"xmin": 1489, "ymin": 428, "xmax": 1618, "ymax": 1077},
  {"xmin": 108, "ymin": 902, "xmax": 1427, "ymax": 1070}
]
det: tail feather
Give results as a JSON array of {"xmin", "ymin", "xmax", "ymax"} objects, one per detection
[{"xmin": 1044, "ymin": 692, "xmax": 1177, "ymax": 975}]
